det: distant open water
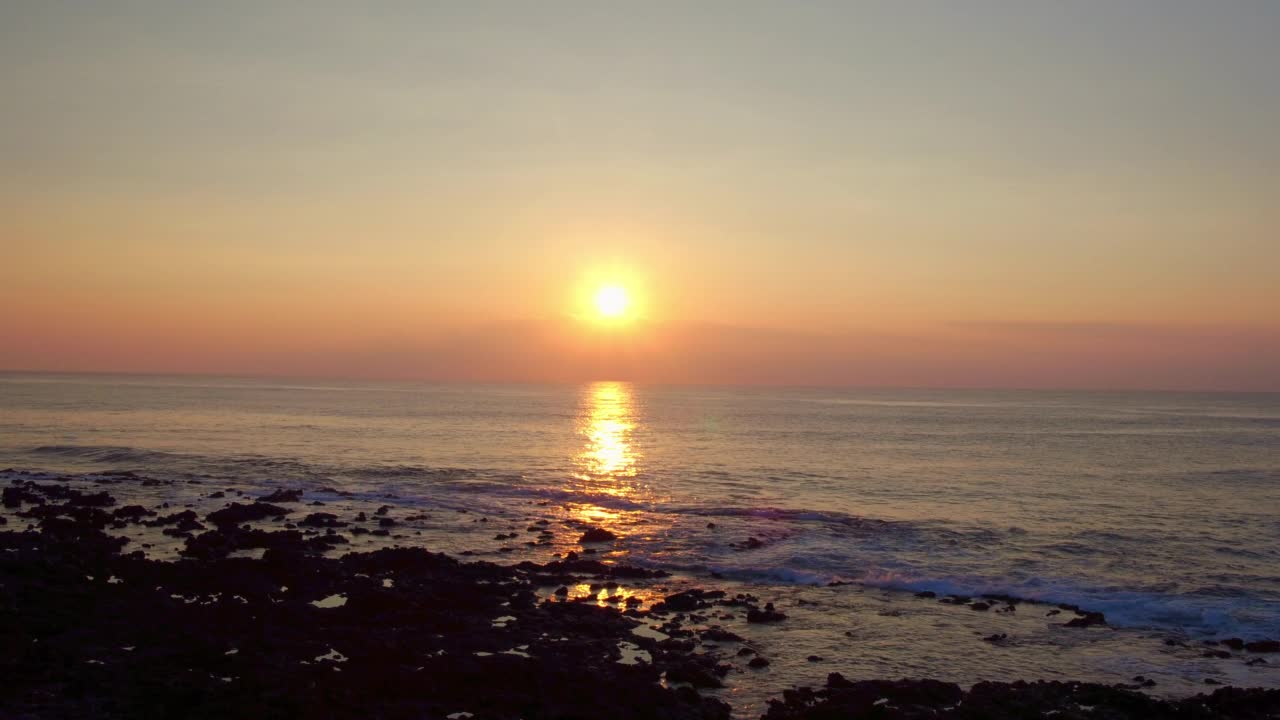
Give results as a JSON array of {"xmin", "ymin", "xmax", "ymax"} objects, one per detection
[{"xmin": 2, "ymin": 372, "xmax": 1278, "ymax": 639}]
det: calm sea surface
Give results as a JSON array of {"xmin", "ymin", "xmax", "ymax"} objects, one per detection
[{"xmin": 2, "ymin": 373, "xmax": 1278, "ymax": 707}]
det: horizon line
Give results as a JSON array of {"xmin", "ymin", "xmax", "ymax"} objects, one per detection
[{"xmin": 1, "ymin": 367, "xmax": 1276, "ymax": 396}]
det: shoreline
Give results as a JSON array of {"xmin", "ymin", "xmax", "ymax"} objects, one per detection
[{"xmin": 3, "ymin": 471, "xmax": 1279, "ymax": 718}]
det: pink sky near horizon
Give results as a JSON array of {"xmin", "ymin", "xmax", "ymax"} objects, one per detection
[{"xmin": 2, "ymin": 3, "xmax": 1278, "ymax": 391}]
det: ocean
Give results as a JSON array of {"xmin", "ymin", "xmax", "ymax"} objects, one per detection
[{"xmin": 2, "ymin": 372, "xmax": 1277, "ymax": 712}]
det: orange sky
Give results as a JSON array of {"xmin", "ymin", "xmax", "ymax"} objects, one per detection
[{"xmin": 2, "ymin": 4, "xmax": 1278, "ymax": 390}]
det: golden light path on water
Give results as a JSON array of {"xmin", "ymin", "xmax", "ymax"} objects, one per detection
[
  {"xmin": 562, "ymin": 381, "xmax": 660, "ymax": 608},
  {"xmin": 575, "ymin": 381, "xmax": 640, "ymax": 490}
]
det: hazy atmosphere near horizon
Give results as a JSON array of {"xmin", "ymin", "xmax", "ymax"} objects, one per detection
[
  {"xmin": 4, "ymin": 1, "xmax": 1278, "ymax": 389},
  {"xmin": 3, "ymin": 4, "xmax": 1280, "ymax": 720}
]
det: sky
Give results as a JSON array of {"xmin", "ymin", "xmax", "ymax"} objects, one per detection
[{"xmin": 2, "ymin": 1, "xmax": 1278, "ymax": 390}]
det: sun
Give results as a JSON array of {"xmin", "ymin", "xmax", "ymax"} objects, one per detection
[{"xmin": 594, "ymin": 285, "xmax": 630, "ymax": 318}]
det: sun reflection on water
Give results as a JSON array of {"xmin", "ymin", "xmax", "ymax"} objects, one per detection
[
  {"xmin": 564, "ymin": 382, "xmax": 651, "ymax": 552},
  {"xmin": 574, "ymin": 381, "xmax": 641, "ymax": 493}
]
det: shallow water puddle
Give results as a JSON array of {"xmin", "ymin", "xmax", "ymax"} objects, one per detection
[
  {"xmin": 630, "ymin": 623, "xmax": 669, "ymax": 642},
  {"xmin": 315, "ymin": 648, "xmax": 347, "ymax": 663},
  {"xmin": 616, "ymin": 641, "xmax": 651, "ymax": 665}
]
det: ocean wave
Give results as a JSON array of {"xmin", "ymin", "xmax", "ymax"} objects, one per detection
[
  {"xmin": 31, "ymin": 444, "xmax": 176, "ymax": 464},
  {"xmin": 842, "ymin": 569, "xmax": 1280, "ymax": 638}
]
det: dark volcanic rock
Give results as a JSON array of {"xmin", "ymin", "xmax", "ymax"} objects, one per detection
[
  {"xmin": 260, "ymin": 488, "xmax": 303, "ymax": 503},
  {"xmin": 659, "ymin": 589, "xmax": 713, "ymax": 612},
  {"xmin": 206, "ymin": 502, "xmax": 288, "ymax": 526},
  {"xmin": 1063, "ymin": 611, "xmax": 1107, "ymax": 628},
  {"xmin": 579, "ymin": 527, "xmax": 618, "ymax": 543},
  {"xmin": 665, "ymin": 659, "xmax": 726, "ymax": 689},
  {"xmin": 700, "ymin": 627, "xmax": 743, "ymax": 643},
  {"xmin": 0, "ymin": 488, "xmax": 731, "ymax": 720},
  {"xmin": 144, "ymin": 510, "xmax": 204, "ymax": 532},
  {"xmin": 299, "ymin": 512, "xmax": 348, "ymax": 528},
  {"xmin": 112, "ymin": 505, "xmax": 155, "ymax": 520},
  {"xmin": 746, "ymin": 603, "xmax": 787, "ymax": 624}
]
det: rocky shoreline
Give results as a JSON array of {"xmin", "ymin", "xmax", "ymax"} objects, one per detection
[{"xmin": 3, "ymin": 472, "xmax": 1279, "ymax": 719}]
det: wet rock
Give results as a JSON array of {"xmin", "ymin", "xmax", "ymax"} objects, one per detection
[
  {"xmin": 1222, "ymin": 638, "xmax": 1246, "ymax": 651},
  {"xmin": 983, "ymin": 633, "xmax": 1007, "ymax": 643},
  {"xmin": 748, "ymin": 656, "xmax": 771, "ymax": 668},
  {"xmin": 914, "ymin": 591, "xmax": 936, "ymax": 598},
  {"xmin": 665, "ymin": 660, "xmax": 725, "ymax": 689},
  {"xmin": 969, "ymin": 602, "xmax": 991, "ymax": 611},
  {"xmin": 1245, "ymin": 640, "xmax": 1280, "ymax": 653},
  {"xmin": 112, "ymin": 505, "xmax": 155, "ymax": 520},
  {"xmin": 260, "ymin": 488, "xmax": 303, "ymax": 503},
  {"xmin": 579, "ymin": 527, "xmax": 617, "ymax": 543},
  {"xmin": 378, "ymin": 517, "xmax": 397, "ymax": 527},
  {"xmin": 144, "ymin": 510, "xmax": 204, "ymax": 532},
  {"xmin": 206, "ymin": 502, "xmax": 288, "ymax": 527},
  {"xmin": 656, "ymin": 590, "xmax": 713, "ymax": 613},
  {"xmin": 807, "ymin": 655, "xmax": 823, "ymax": 662},
  {"xmin": 1063, "ymin": 611, "xmax": 1107, "ymax": 628},
  {"xmin": 299, "ymin": 512, "xmax": 348, "ymax": 528},
  {"xmin": 2, "ymin": 484, "xmax": 43, "ymax": 507},
  {"xmin": 700, "ymin": 627, "xmax": 743, "ymax": 642},
  {"xmin": 1204, "ymin": 650, "xmax": 1233, "ymax": 659},
  {"xmin": 746, "ymin": 603, "xmax": 787, "ymax": 624}
]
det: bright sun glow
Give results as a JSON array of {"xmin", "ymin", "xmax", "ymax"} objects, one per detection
[{"xmin": 594, "ymin": 285, "xmax": 630, "ymax": 318}]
